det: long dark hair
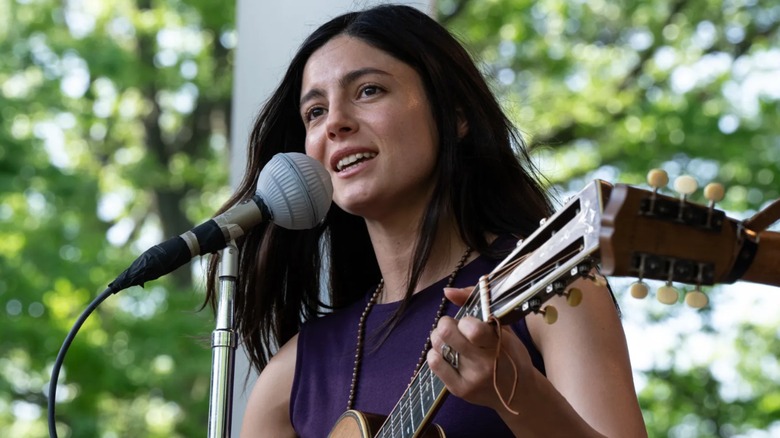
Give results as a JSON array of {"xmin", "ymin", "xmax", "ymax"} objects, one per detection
[{"xmin": 204, "ymin": 4, "xmax": 553, "ymax": 373}]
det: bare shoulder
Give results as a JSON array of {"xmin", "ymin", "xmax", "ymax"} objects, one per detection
[
  {"xmin": 240, "ymin": 334, "xmax": 299, "ymax": 438},
  {"xmin": 527, "ymin": 274, "xmax": 624, "ymax": 351},
  {"xmin": 527, "ymin": 275, "xmax": 647, "ymax": 437}
]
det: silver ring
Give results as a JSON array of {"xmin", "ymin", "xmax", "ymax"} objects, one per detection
[{"xmin": 441, "ymin": 343, "xmax": 459, "ymax": 369}]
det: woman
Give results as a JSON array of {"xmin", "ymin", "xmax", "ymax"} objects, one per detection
[{"xmin": 206, "ymin": 4, "xmax": 647, "ymax": 437}]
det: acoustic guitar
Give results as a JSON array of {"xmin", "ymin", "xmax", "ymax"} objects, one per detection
[{"xmin": 328, "ymin": 171, "xmax": 780, "ymax": 438}]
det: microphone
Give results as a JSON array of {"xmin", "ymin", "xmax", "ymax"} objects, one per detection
[{"xmin": 108, "ymin": 152, "xmax": 333, "ymax": 293}]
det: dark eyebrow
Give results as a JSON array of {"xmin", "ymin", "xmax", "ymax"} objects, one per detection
[{"xmin": 299, "ymin": 67, "xmax": 391, "ymax": 109}]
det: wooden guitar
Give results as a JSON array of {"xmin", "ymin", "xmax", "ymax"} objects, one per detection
[{"xmin": 328, "ymin": 174, "xmax": 780, "ymax": 438}]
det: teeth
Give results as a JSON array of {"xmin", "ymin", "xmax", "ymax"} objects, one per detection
[{"xmin": 336, "ymin": 152, "xmax": 377, "ymax": 171}]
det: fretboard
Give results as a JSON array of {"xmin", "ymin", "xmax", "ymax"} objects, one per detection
[
  {"xmin": 371, "ymin": 244, "xmax": 567, "ymax": 437},
  {"xmin": 374, "ymin": 302, "xmax": 482, "ymax": 438},
  {"xmin": 374, "ymin": 363, "xmax": 447, "ymax": 438}
]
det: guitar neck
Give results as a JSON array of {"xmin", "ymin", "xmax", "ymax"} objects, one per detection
[
  {"xmin": 375, "ymin": 299, "xmax": 483, "ymax": 437},
  {"xmin": 373, "ymin": 362, "xmax": 448, "ymax": 437},
  {"xmin": 371, "ymin": 180, "xmax": 779, "ymax": 436},
  {"xmin": 373, "ymin": 184, "xmax": 609, "ymax": 436},
  {"xmin": 743, "ymin": 230, "xmax": 780, "ymax": 287}
]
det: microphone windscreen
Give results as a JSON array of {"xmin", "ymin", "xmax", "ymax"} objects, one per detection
[{"xmin": 256, "ymin": 152, "xmax": 333, "ymax": 230}]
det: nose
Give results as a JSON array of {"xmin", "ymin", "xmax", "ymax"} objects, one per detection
[{"xmin": 326, "ymin": 103, "xmax": 358, "ymax": 141}]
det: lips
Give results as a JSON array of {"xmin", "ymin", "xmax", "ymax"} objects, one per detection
[
  {"xmin": 335, "ymin": 151, "xmax": 378, "ymax": 172},
  {"xmin": 329, "ymin": 147, "xmax": 379, "ymax": 173}
]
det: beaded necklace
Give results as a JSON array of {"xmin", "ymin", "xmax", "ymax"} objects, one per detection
[{"xmin": 346, "ymin": 247, "xmax": 473, "ymax": 410}]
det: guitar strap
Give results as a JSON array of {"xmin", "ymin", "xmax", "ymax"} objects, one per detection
[
  {"xmin": 743, "ymin": 198, "xmax": 780, "ymax": 232},
  {"xmin": 725, "ymin": 198, "xmax": 780, "ymax": 284},
  {"xmin": 725, "ymin": 231, "xmax": 759, "ymax": 284}
]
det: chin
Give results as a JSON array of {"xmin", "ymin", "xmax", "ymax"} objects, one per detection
[
  {"xmin": 334, "ymin": 197, "xmax": 382, "ymax": 220},
  {"xmin": 336, "ymin": 203, "xmax": 371, "ymax": 218},
  {"xmin": 334, "ymin": 189, "xmax": 373, "ymax": 213}
]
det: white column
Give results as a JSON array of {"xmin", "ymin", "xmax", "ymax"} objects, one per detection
[{"xmin": 229, "ymin": 1, "xmax": 433, "ymax": 435}]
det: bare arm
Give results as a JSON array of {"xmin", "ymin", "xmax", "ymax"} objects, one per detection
[
  {"xmin": 240, "ymin": 334, "xmax": 298, "ymax": 438},
  {"xmin": 428, "ymin": 277, "xmax": 646, "ymax": 437},
  {"xmin": 523, "ymin": 276, "xmax": 646, "ymax": 436}
]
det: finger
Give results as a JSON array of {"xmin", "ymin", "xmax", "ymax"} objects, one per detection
[
  {"xmin": 427, "ymin": 347, "xmax": 461, "ymax": 382},
  {"xmin": 430, "ymin": 316, "xmax": 480, "ymax": 371},
  {"xmin": 443, "ymin": 286, "xmax": 473, "ymax": 306},
  {"xmin": 428, "ymin": 318, "xmax": 464, "ymax": 376},
  {"xmin": 457, "ymin": 316, "xmax": 500, "ymax": 349},
  {"xmin": 430, "ymin": 316, "xmax": 468, "ymax": 352}
]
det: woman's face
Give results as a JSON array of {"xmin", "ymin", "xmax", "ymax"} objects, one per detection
[{"xmin": 301, "ymin": 35, "xmax": 439, "ymax": 222}]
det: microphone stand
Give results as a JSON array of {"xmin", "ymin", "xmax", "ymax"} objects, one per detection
[{"xmin": 208, "ymin": 241, "xmax": 239, "ymax": 437}]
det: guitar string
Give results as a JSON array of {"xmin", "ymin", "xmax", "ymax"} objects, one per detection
[
  {"xmin": 478, "ymin": 245, "xmax": 584, "ymax": 316},
  {"xmin": 378, "ymin": 247, "xmax": 584, "ymax": 434},
  {"xmin": 375, "ymin": 252, "xmax": 541, "ymax": 434},
  {"xmin": 373, "ymin": 256, "xmax": 538, "ymax": 433}
]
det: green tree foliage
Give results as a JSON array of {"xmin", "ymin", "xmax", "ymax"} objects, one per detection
[
  {"xmin": 1, "ymin": 0, "xmax": 234, "ymax": 435},
  {"xmin": 440, "ymin": 0, "xmax": 779, "ymax": 209},
  {"xmin": 2, "ymin": 0, "xmax": 779, "ymax": 436},
  {"xmin": 439, "ymin": 0, "xmax": 780, "ymax": 436}
]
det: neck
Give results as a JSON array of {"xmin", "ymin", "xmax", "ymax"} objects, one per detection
[{"xmin": 366, "ymin": 217, "xmax": 468, "ymax": 303}]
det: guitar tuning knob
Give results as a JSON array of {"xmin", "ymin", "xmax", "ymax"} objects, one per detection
[
  {"xmin": 674, "ymin": 175, "xmax": 698, "ymax": 197},
  {"xmin": 647, "ymin": 169, "xmax": 669, "ymax": 190},
  {"xmin": 565, "ymin": 287, "xmax": 583, "ymax": 307},
  {"xmin": 541, "ymin": 305, "xmax": 558, "ymax": 325},
  {"xmin": 673, "ymin": 175, "xmax": 698, "ymax": 221},
  {"xmin": 588, "ymin": 274, "xmax": 607, "ymax": 288},
  {"xmin": 703, "ymin": 182, "xmax": 725, "ymax": 228},
  {"xmin": 704, "ymin": 183, "xmax": 725, "ymax": 204},
  {"xmin": 629, "ymin": 281, "xmax": 649, "ymax": 299},
  {"xmin": 656, "ymin": 283, "xmax": 680, "ymax": 305},
  {"xmin": 685, "ymin": 289, "xmax": 709, "ymax": 309}
]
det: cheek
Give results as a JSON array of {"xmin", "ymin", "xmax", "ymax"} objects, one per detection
[{"xmin": 304, "ymin": 135, "xmax": 326, "ymax": 165}]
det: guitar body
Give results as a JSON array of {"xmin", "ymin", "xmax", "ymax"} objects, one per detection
[{"xmin": 328, "ymin": 410, "xmax": 445, "ymax": 438}]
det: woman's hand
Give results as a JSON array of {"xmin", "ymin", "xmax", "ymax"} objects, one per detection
[
  {"xmin": 428, "ymin": 278, "xmax": 648, "ymax": 438},
  {"xmin": 427, "ymin": 286, "xmax": 538, "ymax": 413}
]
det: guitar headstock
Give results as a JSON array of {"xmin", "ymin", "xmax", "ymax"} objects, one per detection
[
  {"xmin": 599, "ymin": 169, "xmax": 739, "ymax": 308},
  {"xmin": 461, "ymin": 171, "xmax": 775, "ymax": 329},
  {"xmin": 465, "ymin": 180, "xmax": 612, "ymax": 326}
]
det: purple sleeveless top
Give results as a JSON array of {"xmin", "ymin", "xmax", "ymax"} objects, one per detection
[{"xmin": 290, "ymin": 246, "xmax": 545, "ymax": 437}]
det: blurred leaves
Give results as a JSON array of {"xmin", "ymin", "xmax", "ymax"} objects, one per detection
[
  {"xmin": 441, "ymin": 0, "xmax": 780, "ymax": 436},
  {"xmin": 1, "ymin": 0, "xmax": 232, "ymax": 435},
  {"xmin": 441, "ymin": 0, "xmax": 780, "ymax": 212},
  {"xmin": 1, "ymin": 0, "xmax": 778, "ymax": 436}
]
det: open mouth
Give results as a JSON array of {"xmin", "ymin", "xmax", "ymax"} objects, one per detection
[{"xmin": 335, "ymin": 152, "xmax": 377, "ymax": 172}]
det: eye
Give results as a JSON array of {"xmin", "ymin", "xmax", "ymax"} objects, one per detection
[
  {"xmin": 303, "ymin": 106, "xmax": 326, "ymax": 122},
  {"xmin": 359, "ymin": 84, "xmax": 383, "ymax": 98}
]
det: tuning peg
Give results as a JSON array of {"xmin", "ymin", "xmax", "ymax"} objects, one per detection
[
  {"xmin": 647, "ymin": 169, "xmax": 669, "ymax": 191},
  {"xmin": 590, "ymin": 274, "xmax": 607, "ymax": 288},
  {"xmin": 704, "ymin": 183, "xmax": 725, "ymax": 204},
  {"xmin": 684, "ymin": 288, "xmax": 709, "ymax": 309},
  {"xmin": 656, "ymin": 283, "xmax": 680, "ymax": 305},
  {"xmin": 629, "ymin": 281, "xmax": 649, "ymax": 299},
  {"xmin": 674, "ymin": 175, "xmax": 698, "ymax": 197},
  {"xmin": 565, "ymin": 287, "xmax": 583, "ymax": 307},
  {"xmin": 540, "ymin": 305, "xmax": 558, "ymax": 324},
  {"xmin": 673, "ymin": 175, "xmax": 698, "ymax": 221},
  {"xmin": 647, "ymin": 169, "xmax": 668, "ymax": 211},
  {"xmin": 703, "ymin": 182, "xmax": 725, "ymax": 228}
]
